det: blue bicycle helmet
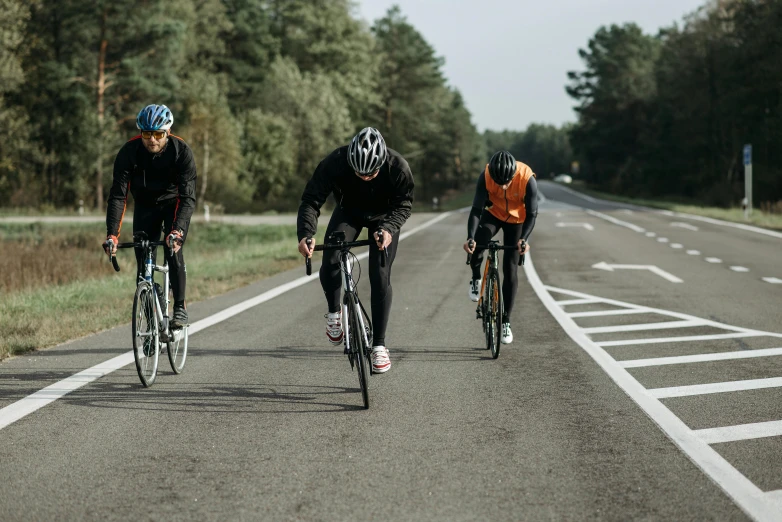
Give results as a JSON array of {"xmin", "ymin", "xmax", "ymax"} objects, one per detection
[{"xmin": 136, "ymin": 104, "xmax": 174, "ymax": 131}]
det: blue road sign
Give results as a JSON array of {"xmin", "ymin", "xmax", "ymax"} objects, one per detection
[{"xmin": 743, "ymin": 144, "xmax": 752, "ymax": 166}]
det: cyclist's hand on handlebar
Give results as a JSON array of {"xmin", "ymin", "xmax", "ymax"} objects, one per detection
[
  {"xmin": 375, "ymin": 229, "xmax": 391, "ymax": 250},
  {"xmin": 166, "ymin": 229, "xmax": 184, "ymax": 253},
  {"xmin": 298, "ymin": 237, "xmax": 315, "ymax": 258},
  {"xmin": 518, "ymin": 240, "xmax": 530, "ymax": 255},
  {"xmin": 463, "ymin": 239, "xmax": 476, "ymax": 254},
  {"xmin": 103, "ymin": 235, "xmax": 118, "ymax": 256}
]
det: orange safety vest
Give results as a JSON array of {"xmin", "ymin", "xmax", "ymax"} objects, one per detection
[{"xmin": 484, "ymin": 161, "xmax": 535, "ymax": 223}]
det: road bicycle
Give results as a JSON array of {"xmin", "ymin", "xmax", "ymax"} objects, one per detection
[
  {"xmin": 467, "ymin": 239, "xmax": 525, "ymax": 359},
  {"xmin": 305, "ymin": 230, "xmax": 387, "ymax": 409},
  {"xmin": 107, "ymin": 232, "xmax": 188, "ymax": 387}
]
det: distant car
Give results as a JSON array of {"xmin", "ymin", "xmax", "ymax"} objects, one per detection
[{"xmin": 553, "ymin": 174, "xmax": 572, "ymax": 184}]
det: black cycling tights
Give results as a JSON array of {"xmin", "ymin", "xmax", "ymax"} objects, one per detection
[
  {"xmin": 132, "ymin": 203, "xmax": 187, "ymax": 303},
  {"xmin": 469, "ymin": 211, "xmax": 523, "ymax": 321},
  {"xmin": 320, "ymin": 207, "xmax": 399, "ymax": 347}
]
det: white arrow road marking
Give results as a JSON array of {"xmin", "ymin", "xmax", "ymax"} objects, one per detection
[
  {"xmin": 671, "ymin": 222, "xmax": 700, "ymax": 231},
  {"xmin": 730, "ymin": 266, "xmax": 750, "ymax": 272},
  {"xmin": 592, "ymin": 261, "xmax": 683, "ymax": 283},
  {"xmin": 705, "ymin": 257, "xmax": 722, "ymax": 264},
  {"xmin": 763, "ymin": 277, "xmax": 782, "ymax": 284},
  {"xmin": 555, "ymin": 222, "xmax": 594, "ymax": 231},
  {"xmin": 686, "ymin": 250, "xmax": 701, "ymax": 255}
]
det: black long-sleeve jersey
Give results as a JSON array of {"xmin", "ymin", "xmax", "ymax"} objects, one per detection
[
  {"xmin": 106, "ymin": 135, "xmax": 197, "ymax": 240},
  {"xmin": 297, "ymin": 146, "xmax": 415, "ymax": 241}
]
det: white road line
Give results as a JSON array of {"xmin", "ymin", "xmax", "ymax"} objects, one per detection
[
  {"xmin": 525, "ymin": 257, "xmax": 780, "ymax": 521},
  {"xmin": 0, "ymin": 211, "xmax": 456, "ymax": 432},
  {"xmin": 556, "ymin": 222, "xmax": 594, "ymax": 231},
  {"xmin": 730, "ymin": 266, "xmax": 750, "ymax": 273},
  {"xmin": 646, "ymin": 232, "xmax": 657, "ymax": 237},
  {"xmin": 544, "ymin": 285, "xmax": 758, "ymax": 333},
  {"xmin": 542, "ymin": 180, "xmax": 782, "ymax": 240},
  {"xmin": 649, "ymin": 377, "xmax": 782, "ymax": 399},
  {"xmin": 687, "ymin": 250, "xmax": 701, "ymax": 255},
  {"xmin": 657, "ymin": 237, "xmax": 669, "ymax": 243},
  {"xmin": 583, "ymin": 320, "xmax": 704, "ymax": 335},
  {"xmin": 668, "ymin": 212, "xmax": 782, "ymax": 240},
  {"xmin": 694, "ymin": 421, "xmax": 782, "ymax": 445},
  {"xmin": 555, "ymin": 298, "xmax": 602, "ymax": 306},
  {"xmin": 705, "ymin": 257, "xmax": 723, "ymax": 264},
  {"xmin": 620, "ymin": 347, "xmax": 782, "ymax": 368},
  {"xmin": 569, "ymin": 309, "xmax": 650, "ymax": 318},
  {"xmin": 671, "ymin": 222, "xmax": 699, "ymax": 231},
  {"xmin": 762, "ymin": 277, "xmax": 782, "ymax": 284},
  {"xmin": 585, "ymin": 209, "xmax": 646, "ymax": 233},
  {"xmin": 592, "ymin": 262, "xmax": 683, "ymax": 283},
  {"xmin": 671, "ymin": 243, "xmax": 683, "ymax": 249},
  {"xmin": 597, "ymin": 332, "xmax": 772, "ymax": 347}
]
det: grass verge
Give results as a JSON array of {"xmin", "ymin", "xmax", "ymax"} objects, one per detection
[{"xmin": 0, "ymin": 222, "xmax": 311, "ymax": 360}]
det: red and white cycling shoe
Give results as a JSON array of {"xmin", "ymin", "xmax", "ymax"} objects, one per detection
[{"xmin": 325, "ymin": 312, "xmax": 343, "ymax": 345}]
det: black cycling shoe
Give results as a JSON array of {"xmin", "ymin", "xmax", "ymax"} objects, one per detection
[{"xmin": 171, "ymin": 304, "xmax": 188, "ymax": 329}]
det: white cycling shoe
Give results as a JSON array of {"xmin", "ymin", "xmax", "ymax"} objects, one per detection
[
  {"xmin": 468, "ymin": 279, "xmax": 481, "ymax": 302},
  {"xmin": 325, "ymin": 312, "xmax": 343, "ymax": 345},
  {"xmin": 371, "ymin": 346, "xmax": 391, "ymax": 373},
  {"xmin": 501, "ymin": 323, "xmax": 513, "ymax": 344}
]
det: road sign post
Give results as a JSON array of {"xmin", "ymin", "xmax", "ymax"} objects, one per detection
[{"xmin": 743, "ymin": 144, "xmax": 752, "ymax": 219}]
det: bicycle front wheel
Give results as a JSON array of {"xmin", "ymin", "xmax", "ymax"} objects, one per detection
[
  {"xmin": 167, "ymin": 325, "xmax": 188, "ymax": 374},
  {"xmin": 132, "ymin": 283, "xmax": 159, "ymax": 387},
  {"xmin": 349, "ymin": 296, "xmax": 369, "ymax": 409},
  {"xmin": 492, "ymin": 271, "xmax": 502, "ymax": 360},
  {"xmin": 487, "ymin": 271, "xmax": 501, "ymax": 359}
]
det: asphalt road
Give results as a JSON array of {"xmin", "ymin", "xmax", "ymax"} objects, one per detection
[{"xmin": 1, "ymin": 185, "xmax": 780, "ymax": 521}]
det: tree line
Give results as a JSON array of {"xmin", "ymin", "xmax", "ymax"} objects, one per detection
[
  {"xmin": 567, "ymin": 0, "xmax": 782, "ymax": 207},
  {"xmin": 0, "ymin": 1, "xmax": 486, "ymax": 212}
]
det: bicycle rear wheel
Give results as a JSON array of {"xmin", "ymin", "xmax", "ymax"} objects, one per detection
[
  {"xmin": 167, "ymin": 325, "xmax": 188, "ymax": 374},
  {"xmin": 349, "ymin": 296, "xmax": 369, "ymax": 409},
  {"xmin": 132, "ymin": 284, "xmax": 159, "ymax": 387}
]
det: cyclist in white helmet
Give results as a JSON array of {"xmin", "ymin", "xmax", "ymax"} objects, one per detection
[{"xmin": 297, "ymin": 127, "xmax": 415, "ymax": 373}]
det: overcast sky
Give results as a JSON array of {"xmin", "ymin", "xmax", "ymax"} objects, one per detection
[{"xmin": 357, "ymin": 0, "xmax": 706, "ymax": 132}]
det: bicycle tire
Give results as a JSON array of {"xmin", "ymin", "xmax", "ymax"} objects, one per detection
[
  {"xmin": 488, "ymin": 270, "xmax": 501, "ymax": 359},
  {"xmin": 483, "ymin": 275, "xmax": 493, "ymax": 350},
  {"xmin": 355, "ymin": 300, "xmax": 373, "ymax": 385},
  {"xmin": 132, "ymin": 283, "xmax": 159, "ymax": 387},
  {"xmin": 349, "ymin": 296, "xmax": 369, "ymax": 409},
  {"xmin": 491, "ymin": 270, "xmax": 502, "ymax": 360},
  {"xmin": 167, "ymin": 325, "xmax": 188, "ymax": 374}
]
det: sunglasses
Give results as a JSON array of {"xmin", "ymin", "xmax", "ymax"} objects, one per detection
[{"xmin": 141, "ymin": 130, "xmax": 167, "ymax": 139}]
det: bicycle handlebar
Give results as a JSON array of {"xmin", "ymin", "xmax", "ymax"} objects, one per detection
[
  {"xmin": 304, "ymin": 235, "xmax": 387, "ymax": 275},
  {"xmin": 466, "ymin": 240, "xmax": 526, "ymax": 266},
  {"xmin": 106, "ymin": 240, "xmax": 168, "ymax": 272}
]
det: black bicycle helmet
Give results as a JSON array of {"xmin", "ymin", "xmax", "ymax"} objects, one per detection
[
  {"xmin": 488, "ymin": 150, "xmax": 517, "ymax": 185},
  {"xmin": 347, "ymin": 127, "xmax": 387, "ymax": 175}
]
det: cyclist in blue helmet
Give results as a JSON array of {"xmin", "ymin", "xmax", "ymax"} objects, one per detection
[{"xmin": 103, "ymin": 104, "xmax": 197, "ymax": 329}]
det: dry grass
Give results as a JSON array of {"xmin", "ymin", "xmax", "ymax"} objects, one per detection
[{"xmin": 0, "ymin": 222, "xmax": 303, "ymax": 360}]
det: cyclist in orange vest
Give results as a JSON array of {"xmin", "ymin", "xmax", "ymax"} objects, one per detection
[{"xmin": 463, "ymin": 150, "xmax": 538, "ymax": 344}]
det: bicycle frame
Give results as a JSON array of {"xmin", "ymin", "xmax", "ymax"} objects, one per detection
[{"xmin": 338, "ymin": 249, "xmax": 372, "ymax": 356}]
